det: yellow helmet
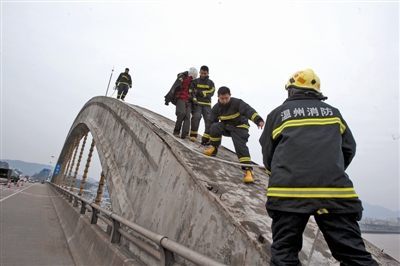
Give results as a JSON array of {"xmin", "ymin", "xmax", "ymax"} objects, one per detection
[{"xmin": 285, "ymin": 69, "xmax": 321, "ymax": 92}]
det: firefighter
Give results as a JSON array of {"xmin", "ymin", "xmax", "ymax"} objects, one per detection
[
  {"xmin": 189, "ymin": 65, "xmax": 215, "ymax": 142},
  {"xmin": 203, "ymin": 86, "xmax": 264, "ymax": 183},
  {"xmin": 259, "ymin": 69, "xmax": 378, "ymax": 265},
  {"xmin": 115, "ymin": 68, "xmax": 132, "ymax": 101}
]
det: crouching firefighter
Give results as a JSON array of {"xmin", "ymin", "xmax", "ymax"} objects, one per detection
[{"xmin": 203, "ymin": 86, "xmax": 264, "ymax": 183}]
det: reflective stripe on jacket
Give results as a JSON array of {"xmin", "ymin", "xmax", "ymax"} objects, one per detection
[
  {"xmin": 208, "ymin": 97, "xmax": 263, "ymax": 130},
  {"xmin": 259, "ymin": 93, "xmax": 363, "ymax": 214},
  {"xmin": 116, "ymin": 72, "xmax": 132, "ymax": 87},
  {"xmin": 194, "ymin": 77, "xmax": 215, "ymax": 106}
]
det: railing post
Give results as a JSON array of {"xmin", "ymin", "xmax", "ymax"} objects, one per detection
[
  {"xmin": 91, "ymin": 205, "xmax": 99, "ymax": 224},
  {"xmin": 106, "ymin": 224, "xmax": 112, "ymax": 236},
  {"xmin": 73, "ymin": 196, "xmax": 78, "ymax": 207},
  {"xmin": 80, "ymin": 201, "xmax": 86, "ymax": 214},
  {"xmin": 109, "ymin": 214, "xmax": 121, "ymax": 244},
  {"xmin": 158, "ymin": 236, "xmax": 175, "ymax": 266},
  {"xmin": 69, "ymin": 193, "xmax": 73, "ymax": 203}
]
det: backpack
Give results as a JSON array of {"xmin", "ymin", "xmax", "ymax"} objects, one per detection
[{"xmin": 164, "ymin": 71, "xmax": 195, "ymax": 106}]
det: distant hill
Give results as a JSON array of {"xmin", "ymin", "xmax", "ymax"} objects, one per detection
[
  {"xmin": 1, "ymin": 159, "xmax": 52, "ymax": 176},
  {"xmin": 362, "ymin": 202, "xmax": 400, "ymax": 220}
]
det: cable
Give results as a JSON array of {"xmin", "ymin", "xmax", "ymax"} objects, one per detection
[{"xmin": 110, "ymin": 86, "xmax": 117, "ymax": 97}]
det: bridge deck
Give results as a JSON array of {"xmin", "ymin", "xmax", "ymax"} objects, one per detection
[{"xmin": 0, "ymin": 182, "xmax": 75, "ymax": 266}]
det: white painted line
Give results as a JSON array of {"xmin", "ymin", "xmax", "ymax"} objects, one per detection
[{"xmin": 0, "ymin": 183, "xmax": 35, "ymax": 202}]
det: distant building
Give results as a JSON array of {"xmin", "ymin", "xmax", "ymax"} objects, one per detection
[{"xmin": 32, "ymin": 168, "xmax": 52, "ymax": 181}]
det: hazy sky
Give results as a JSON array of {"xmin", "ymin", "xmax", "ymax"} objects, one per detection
[{"xmin": 1, "ymin": 1, "xmax": 399, "ymax": 212}]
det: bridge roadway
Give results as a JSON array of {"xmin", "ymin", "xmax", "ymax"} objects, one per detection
[{"xmin": 0, "ymin": 182, "xmax": 75, "ymax": 266}]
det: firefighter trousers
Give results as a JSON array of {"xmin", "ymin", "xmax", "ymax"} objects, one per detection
[
  {"xmin": 267, "ymin": 210, "xmax": 379, "ymax": 266},
  {"xmin": 190, "ymin": 105, "xmax": 211, "ymax": 138},
  {"xmin": 209, "ymin": 122, "xmax": 252, "ymax": 167},
  {"xmin": 117, "ymin": 84, "xmax": 129, "ymax": 99},
  {"xmin": 173, "ymin": 99, "xmax": 191, "ymax": 138}
]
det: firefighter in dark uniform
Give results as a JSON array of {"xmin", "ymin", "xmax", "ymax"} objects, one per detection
[
  {"xmin": 189, "ymin": 65, "xmax": 215, "ymax": 142},
  {"xmin": 115, "ymin": 68, "xmax": 132, "ymax": 101},
  {"xmin": 164, "ymin": 67, "xmax": 198, "ymax": 139},
  {"xmin": 203, "ymin": 86, "xmax": 264, "ymax": 183},
  {"xmin": 259, "ymin": 69, "xmax": 378, "ymax": 266}
]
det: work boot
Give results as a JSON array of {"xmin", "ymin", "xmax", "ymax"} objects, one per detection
[
  {"xmin": 190, "ymin": 136, "xmax": 196, "ymax": 142},
  {"xmin": 204, "ymin": 146, "xmax": 218, "ymax": 156},
  {"xmin": 244, "ymin": 169, "xmax": 254, "ymax": 183}
]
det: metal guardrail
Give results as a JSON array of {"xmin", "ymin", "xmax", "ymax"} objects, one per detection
[
  {"xmin": 49, "ymin": 182, "xmax": 226, "ymax": 266},
  {"xmin": 361, "ymin": 230, "xmax": 400, "ymax": 234}
]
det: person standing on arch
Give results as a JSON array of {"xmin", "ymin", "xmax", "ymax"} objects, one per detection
[
  {"xmin": 164, "ymin": 67, "xmax": 198, "ymax": 139},
  {"xmin": 259, "ymin": 68, "xmax": 378, "ymax": 266},
  {"xmin": 115, "ymin": 68, "xmax": 132, "ymax": 101},
  {"xmin": 203, "ymin": 86, "xmax": 264, "ymax": 183},
  {"xmin": 189, "ymin": 65, "xmax": 215, "ymax": 142}
]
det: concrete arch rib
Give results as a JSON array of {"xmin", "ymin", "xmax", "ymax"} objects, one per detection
[
  {"xmin": 55, "ymin": 96, "xmax": 273, "ymax": 265},
  {"xmin": 54, "ymin": 96, "xmax": 392, "ymax": 266},
  {"xmin": 58, "ymin": 97, "xmax": 136, "ymax": 219}
]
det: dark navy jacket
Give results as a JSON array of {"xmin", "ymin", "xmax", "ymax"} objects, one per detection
[
  {"xmin": 209, "ymin": 97, "xmax": 264, "ymax": 130},
  {"xmin": 164, "ymin": 71, "xmax": 196, "ymax": 106},
  {"xmin": 259, "ymin": 92, "xmax": 363, "ymax": 214},
  {"xmin": 194, "ymin": 76, "xmax": 215, "ymax": 106}
]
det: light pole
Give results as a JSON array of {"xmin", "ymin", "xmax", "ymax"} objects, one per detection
[
  {"xmin": 49, "ymin": 156, "xmax": 54, "ymax": 167},
  {"xmin": 48, "ymin": 156, "xmax": 55, "ymax": 180}
]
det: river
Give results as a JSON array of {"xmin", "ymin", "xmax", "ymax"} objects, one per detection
[{"xmin": 362, "ymin": 233, "xmax": 400, "ymax": 261}]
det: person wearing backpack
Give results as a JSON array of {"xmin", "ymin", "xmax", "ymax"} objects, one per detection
[{"xmin": 164, "ymin": 67, "xmax": 198, "ymax": 139}]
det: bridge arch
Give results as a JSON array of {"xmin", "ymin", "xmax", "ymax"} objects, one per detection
[
  {"xmin": 53, "ymin": 96, "xmax": 275, "ymax": 264},
  {"xmin": 51, "ymin": 96, "xmax": 382, "ymax": 265}
]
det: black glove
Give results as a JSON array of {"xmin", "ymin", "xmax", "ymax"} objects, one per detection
[{"xmin": 164, "ymin": 95, "xmax": 170, "ymax": 106}]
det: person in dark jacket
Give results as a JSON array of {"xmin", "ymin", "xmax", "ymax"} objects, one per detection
[
  {"xmin": 115, "ymin": 68, "xmax": 132, "ymax": 101},
  {"xmin": 203, "ymin": 86, "xmax": 264, "ymax": 183},
  {"xmin": 259, "ymin": 69, "xmax": 378, "ymax": 266},
  {"xmin": 189, "ymin": 65, "xmax": 215, "ymax": 142},
  {"xmin": 164, "ymin": 67, "xmax": 198, "ymax": 139}
]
